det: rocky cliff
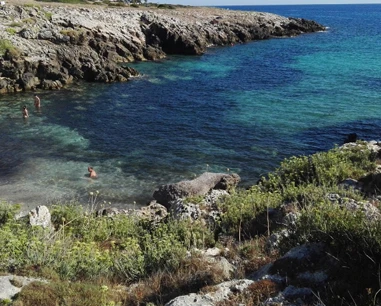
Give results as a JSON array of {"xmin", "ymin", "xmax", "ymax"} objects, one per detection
[{"xmin": 0, "ymin": 4, "xmax": 325, "ymax": 93}]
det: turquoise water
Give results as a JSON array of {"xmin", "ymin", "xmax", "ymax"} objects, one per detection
[{"xmin": 1, "ymin": 4, "xmax": 381, "ymax": 209}]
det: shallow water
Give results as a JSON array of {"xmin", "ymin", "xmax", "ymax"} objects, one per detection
[{"xmin": 1, "ymin": 4, "xmax": 381, "ymax": 211}]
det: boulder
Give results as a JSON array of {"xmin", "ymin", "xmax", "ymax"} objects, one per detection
[
  {"xmin": 165, "ymin": 279, "xmax": 253, "ymax": 306},
  {"xmin": 0, "ymin": 275, "xmax": 47, "ymax": 301},
  {"xmin": 170, "ymin": 199, "xmax": 201, "ymax": 221},
  {"xmin": 20, "ymin": 72, "xmax": 40, "ymax": 90},
  {"xmin": 132, "ymin": 201, "xmax": 168, "ymax": 224},
  {"xmin": 29, "ymin": 205, "xmax": 51, "ymax": 228},
  {"xmin": 153, "ymin": 172, "xmax": 240, "ymax": 209},
  {"xmin": 96, "ymin": 201, "xmax": 168, "ymax": 224}
]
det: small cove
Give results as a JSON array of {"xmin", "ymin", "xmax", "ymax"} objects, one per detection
[{"xmin": 1, "ymin": 4, "xmax": 381, "ymax": 211}]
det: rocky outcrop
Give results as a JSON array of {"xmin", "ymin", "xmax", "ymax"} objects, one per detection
[
  {"xmin": 153, "ymin": 172, "xmax": 240, "ymax": 209},
  {"xmin": 165, "ymin": 279, "xmax": 254, "ymax": 306},
  {"xmin": 97, "ymin": 200, "xmax": 168, "ymax": 225},
  {"xmin": 0, "ymin": 275, "xmax": 47, "ymax": 301},
  {"xmin": 0, "ymin": 4, "xmax": 325, "ymax": 93},
  {"xmin": 29, "ymin": 205, "xmax": 52, "ymax": 229},
  {"xmin": 165, "ymin": 243, "xmax": 333, "ymax": 306}
]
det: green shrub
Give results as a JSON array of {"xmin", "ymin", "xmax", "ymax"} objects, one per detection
[
  {"xmin": 8, "ymin": 22, "xmax": 23, "ymax": 27},
  {"xmin": 0, "ymin": 39, "xmax": 20, "ymax": 57},
  {"xmin": 261, "ymin": 144, "xmax": 376, "ymax": 192},
  {"xmin": 142, "ymin": 222, "xmax": 188, "ymax": 273},
  {"xmin": 23, "ymin": 3, "xmax": 41, "ymax": 9},
  {"xmin": 6, "ymin": 28, "xmax": 17, "ymax": 35},
  {"xmin": 0, "ymin": 201, "xmax": 20, "ymax": 226},
  {"xmin": 60, "ymin": 29, "xmax": 81, "ymax": 37},
  {"xmin": 43, "ymin": 11, "xmax": 53, "ymax": 20},
  {"xmin": 21, "ymin": 17, "xmax": 36, "ymax": 24},
  {"xmin": 290, "ymin": 200, "xmax": 381, "ymax": 253},
  {"xmin": 112, "ymin": 237, "xmax": 145, "ymax": 282},
  {"xmin": 218, "ymin": 186, "xmax": 282, "ymax": 238},
  {"xmin": 108, "ymin": 2, "xmax": 126, "ymax": 6},
  {"xmin": 0, "ymin": 220, "xmax": 30, "ymax": 271},
  {"xmin": 281, "ymin": 200, "xmax": 381, "ymax": 305},
  {"xmin": 14, "ymin": 281, "xmax": 125, "ymax": 306},
  {"xmin": 157, "ymin": 3, "xmax": 176, "ymax": 9}
]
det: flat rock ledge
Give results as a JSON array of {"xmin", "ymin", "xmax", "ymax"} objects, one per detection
[{"xmin": 0, "ymin": 4, "xmax": 325, "ymax": 93}]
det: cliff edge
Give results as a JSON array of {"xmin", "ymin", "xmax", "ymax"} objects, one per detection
[{"xmin": 0, "ymin": 3, "xmax": 325, "ymax": 93}]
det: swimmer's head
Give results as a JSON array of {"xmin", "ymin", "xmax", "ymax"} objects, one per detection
[{"xmin": 23, "ymin": 105, "xmax": 26, "ymax": 109}]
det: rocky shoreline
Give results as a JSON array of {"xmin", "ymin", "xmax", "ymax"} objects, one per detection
[
  {"xmin": 3, "ymin": 139, "xmax": 381, "ymax": 305},
  {"xmin": 0, "ymin": 3, "xmax": 325, "ymax": 93}
]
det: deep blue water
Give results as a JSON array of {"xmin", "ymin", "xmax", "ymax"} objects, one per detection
[{"xmin": 1, "ymin": 4, "xmax": 381, "ymax": 209}]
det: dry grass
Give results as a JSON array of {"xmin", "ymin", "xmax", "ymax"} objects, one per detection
[
  {"xmin": 222, "ymin": 236, "xmax": 280, "ymax": 277},
  {"xmin": 124, "ymin": 254, "xmax": 228, "ymax": 305},
  {"xmin": 13, "ymin": 280, "xmax": 127, "ymax": 306},
  {"xmin": 215, "ymin": 279, "xmax": 281, "ymax": 306}
]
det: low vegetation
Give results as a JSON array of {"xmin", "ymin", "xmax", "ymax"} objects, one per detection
[
  {"xmin": 0, "ymin": 39, "xmax": 21, "ymax": 59},
  {"xmin": 36, "ymin": 0, "xmax": 87, "ymax": 3},
  {"xmin": 1, "ymin": 142, "xmax": 381, "ymax": 305},
  {"xmin": 6, "ymin": 28, "xmax": 17, "ymax": 35}
]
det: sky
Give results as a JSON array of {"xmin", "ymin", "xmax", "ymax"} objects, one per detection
[{"xmin": 156, "ymin": 0, "xmax": 381, "ymax": 6}]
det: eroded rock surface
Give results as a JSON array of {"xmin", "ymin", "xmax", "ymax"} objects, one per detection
[
  {"xmin": 153, "ymin": 172, "xmax": 240, "ymax": 208},
  {"xmin": 0, "ymin": 4, "xmax": 325, "ymax": 93}
]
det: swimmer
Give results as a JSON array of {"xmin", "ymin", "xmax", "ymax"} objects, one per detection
[
  {"xmin": 22, "ymin": 105, "xmax": 29, "ymax": 118},
  {"xmin": 88, "ymin": 166, "xmax": 97, "ymax": 178},
  {"xmin": 34, "ymin": 94, "xmax": 41, "ymax": 108}
]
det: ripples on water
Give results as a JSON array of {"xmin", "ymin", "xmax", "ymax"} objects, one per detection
[{"xmin": 1, "ymin": 4, "xmax": 381, "ymax": 210}]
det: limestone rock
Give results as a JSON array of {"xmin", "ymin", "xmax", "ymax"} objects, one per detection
[
  {"xmin": 169, "ymin": 199, "xmax": 202, "ymax": 221},
  {"xmin": 132, "ymin": 201, "xmax": 168, "ymax": 224},
  {"xmin": 0, "ymin": 275, "xmax": 47, "ymax": 301},
  {"xmin": 165, "ymin": 279, "xmax": 254, "ymax": 306},
  {"xmin": 97, "ymin": 201, "xmax": 168, "ymax": 224},
  {"xmin": 326, "ymin": 193, "xmax": 381, "ymax": 221},
  {"xmin": 29, "ymin": 205, "xmax": 51, "ymax": 228},
  {"xmin": 153, "ymin": 172, "xmax": 240, "ymax": 209},
  {"xmin": 0, "ymin": 4, "xmax": 325, "ymax": 93}
]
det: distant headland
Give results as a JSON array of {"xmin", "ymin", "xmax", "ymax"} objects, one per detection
[{"xmin": 0, "ymin": 1, "xmax": 325, "ymax": 93}]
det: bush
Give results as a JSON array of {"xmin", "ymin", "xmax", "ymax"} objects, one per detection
[
  {"xmin": 282, "ymin": 200, "xmax": 381, "ymax": 305},
  {"xmin": 8, "ymin": 22, "xmax": 23, "ymax": 27},
  {"xmin": 0, "ymin": 39, "xmax": 21, "ymax": 58},
  {"xmin": 157, "ymin": 3, "xmax": 176, "ymax": 9},
  {"xmin": 218, "ymin": 186, "xmax": 282, "ymax": 239},
  {"xmin": 23, "ymin": 3, "xmax": 41, "ymax": 9},
  {"xmin": 261, "ymin": 145, "xmax": 376, "ymax": 193},
  {"xmin": 14, "ymin": 281, "xmax": 125, "ymax": 306},
  {"xmin": 43, "ymin": 11, "xmax": 53, "ymax": 20},
  {"xmin": 0, "ymin": 201, "xmax": 20, "ymax": 226}
]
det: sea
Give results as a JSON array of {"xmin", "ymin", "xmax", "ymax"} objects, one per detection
[{"xmin": 1, "ymin": 4, "xmax": 381, "ymax": 211}]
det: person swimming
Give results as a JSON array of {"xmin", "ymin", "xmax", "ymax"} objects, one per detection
[
  {"xmin": 88, "ymin": 166, "xmax": 97, "ymax": 178},
  {"xmin": 22, "ymin": 105, "xmax": 29, "ymax": 118},
  {"xmin": 34, "ymin": 95, "xmax": 41, "ymax": 108}
]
